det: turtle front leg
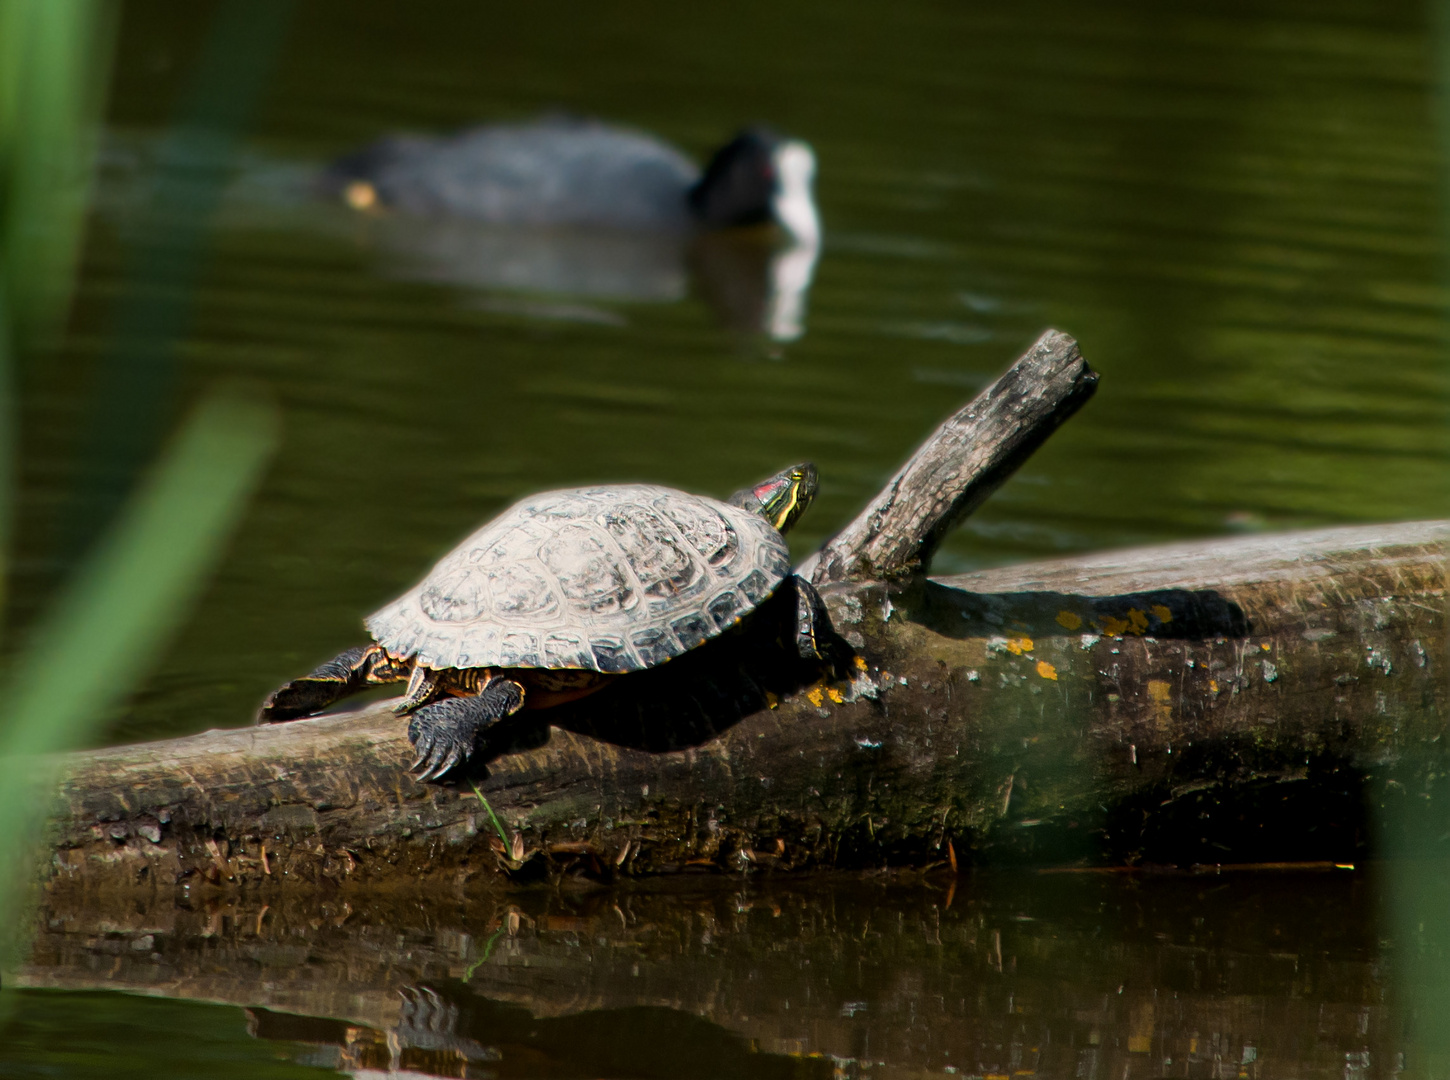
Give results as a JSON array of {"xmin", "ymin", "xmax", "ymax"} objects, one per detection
[
  {"xmin": 407, "ymin": 673, "xmax": 526, "ymax": 782},
  {"xmin": 793, "ymin": 574, "xmax": 830, "ymax": 661},
  {"xmin": 257, "ymin": 644, "xmax": 410, "ymax": 723}
]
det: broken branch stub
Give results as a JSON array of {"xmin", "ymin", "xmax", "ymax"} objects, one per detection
[{"xmin": 807, "ymin": 329, "xmax": 1098, "ymax": 584}]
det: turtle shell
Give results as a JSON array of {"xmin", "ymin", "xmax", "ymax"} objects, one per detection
[{"xmin": 365, "ymin": 484, "xmax": 793, "ymax": 674}]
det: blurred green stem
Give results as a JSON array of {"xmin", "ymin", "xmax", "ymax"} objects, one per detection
[
  {"xmin": 0, "ymin": 392, "xmax": 277, "ymax": 965},
  {"xmin": 0, "ymin": 0, "xmax": 286, "ymax": 1001},
  {"xmin": 0, "ymin": 285, "xmax": 13, "ymax": 608},
  {"xmin": 0, "ymin": 0, "xmax": 118, "ymax": 625},
  {"xmin": 0, "ymin": 0, "xmax": 116, "ymax": 342}
]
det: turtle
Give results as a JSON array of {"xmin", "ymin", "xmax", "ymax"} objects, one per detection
[{"xmin": 258, "ymin": 463, "xmax": 828, "ymax": 780}]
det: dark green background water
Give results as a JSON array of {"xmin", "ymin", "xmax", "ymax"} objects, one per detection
[
  {"xmin": 5, "ymin": 0, "xmax": 1448, "ymax": 1075},
  {"xmin": 15, "ymin": 0, "xmax": 1448, "ymax": 745}
]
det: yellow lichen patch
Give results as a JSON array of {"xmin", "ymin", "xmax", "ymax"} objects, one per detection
[
  {"xmin": 765, "ymin": 691, "xmax": 779, "ymax": 710},
  {"xmin": 854, "ymin": 655, "xmax": 869, "ymax": 671},
  {"xmin": 1097, "ymin": 614, "xmax": 1130, "ymax": 637},
  {"xmin": 1150, "ymin": 604, "xmax": 1173, "ymax": 623},
  {"xmin": 1209, "ymin": 679, "xmax": 1220, "ymax": 694},
  {"xmin": 826, "ymin": 687, "xmax": 845, "ymax": 704},
  {"xmin": 1036, "ymin": 660, "xmax": 1058, "ymax": 681},
  {"xmin": 1261, "ymin": 643, "xmax": 1271, "ymax": 651},
  {"xmin": 805, "ymin": 686, "xmax": 825, "ymax": 707},
  {"xmin": 1006, "ymin": 636, "xmax": 1034, "ymax": 655},
  {"xmin": 1128, "ymin": 1002, "xmax": 1156, "ymax": 1054},
  {"xmin": 1055, "ymin": 610, "xmax": 1082, "ymax": 631},
  {"xmin": 1147, "ymin": 679, "xmax": 1173, "ymax": 729},
  {"xmin": 1099, "ymin": 610, "xmax": 1154, "ymax": 636}
]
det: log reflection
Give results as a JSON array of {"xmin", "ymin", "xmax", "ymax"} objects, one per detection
[{"xmin": 18, "ymin": 871, "xmax": 1396, "ymax": 1080}]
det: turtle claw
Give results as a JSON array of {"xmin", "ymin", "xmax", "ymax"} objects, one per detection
[
  {"xmin": 418, "ymin": 745, "xmax": 463, "ymax": 783},
  {"xmin": 404, "ymin": 679, "xmax": 525, "ymax": 784},
  {"xmin": 407, "ymin": 705, "xmax": 475, "ymax": 782}
]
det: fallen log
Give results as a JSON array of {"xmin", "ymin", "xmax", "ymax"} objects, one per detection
[{"xmin": 36, "ymin": 331, "xmax": 1448, "ymax": 894}]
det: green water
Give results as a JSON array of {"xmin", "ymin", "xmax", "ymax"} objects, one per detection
[{"xmin": 5, "ymin": 0, "xmax": 1449, "ymax": 1074}]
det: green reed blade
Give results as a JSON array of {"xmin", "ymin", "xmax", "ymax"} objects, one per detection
[
  {"xmin": 463, "ymin": 926, "xmax": 508, "ymax": 981},
  {"xmin": 0, "ymin": 286, "xmax": 13, "ymax": 610},
  {"xmin": 0, "ymin": 0, "xmax": 116, "ymax": 614},
  {"xmin": 469, "ymin": 778, "xmax": 514, "ymax": 851},
  {"xmin": 0, "ymin": 391, "xmax": 277, "ymax": 941},
  {"xmin": 0, "ymin": 0, "xmax": 117, "ymax": 343}
]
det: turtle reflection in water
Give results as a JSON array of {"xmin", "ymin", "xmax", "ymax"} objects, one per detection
[{"xmin": 259, "ymin": 464, "xmax": 828, "ymax": 780}]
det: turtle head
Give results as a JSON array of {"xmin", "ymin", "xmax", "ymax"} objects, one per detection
[{"xmin": 728, "ymin": 462, "xmax": 818, "ymax": 534}]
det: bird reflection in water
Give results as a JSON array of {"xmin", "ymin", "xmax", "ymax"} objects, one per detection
[{"xmin": 346, "ymin": 212, "xmax": 821, "ymax": 343}]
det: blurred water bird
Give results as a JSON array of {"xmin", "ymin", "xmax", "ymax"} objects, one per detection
[
  {"xmin": 95, "ymin": 118, "xmax": 823, "ymax": 341},
  {"xmin": 321, "ymin": 118, "xmax": 821, "ymax": 246}
]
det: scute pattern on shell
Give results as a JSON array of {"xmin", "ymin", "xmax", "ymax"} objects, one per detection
[{"xmin": 365, "ymin": 485, "xmax": 793, "ymax": 673}]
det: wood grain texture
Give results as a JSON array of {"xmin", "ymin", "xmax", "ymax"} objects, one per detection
[{"xmin": 804, "ymin": 329, "xmax": 1098, "ymax": 584}]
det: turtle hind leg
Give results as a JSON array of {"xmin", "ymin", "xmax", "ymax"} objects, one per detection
[
  {"xmin": 408, "ymin": 674, "xmax": 525, "ymax": 782},
  {"xmin": 257, "ymin": 643, "xmax": 409, "ymax": 723}
]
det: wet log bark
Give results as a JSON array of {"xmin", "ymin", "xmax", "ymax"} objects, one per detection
[
  {"xmin": 33, "ymin": 329, "xmax": 1450, "ymax": 894},
  {"xmin": 39, "ymin": 519, "xmax": 1446, "ymax": 894}
]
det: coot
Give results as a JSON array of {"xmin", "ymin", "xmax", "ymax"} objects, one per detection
[{"xmin": 323, "ymin": 118, "xmax": 820, "ymax": 246}]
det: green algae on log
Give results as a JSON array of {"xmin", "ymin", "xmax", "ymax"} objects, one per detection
[
  {"xmin": 36, "ymin": 329, "xmax": 1449, "ymax": 892},
  {"xmin": 42, "ymin": 517, "xmax": 1446, "ymax": 893}
]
